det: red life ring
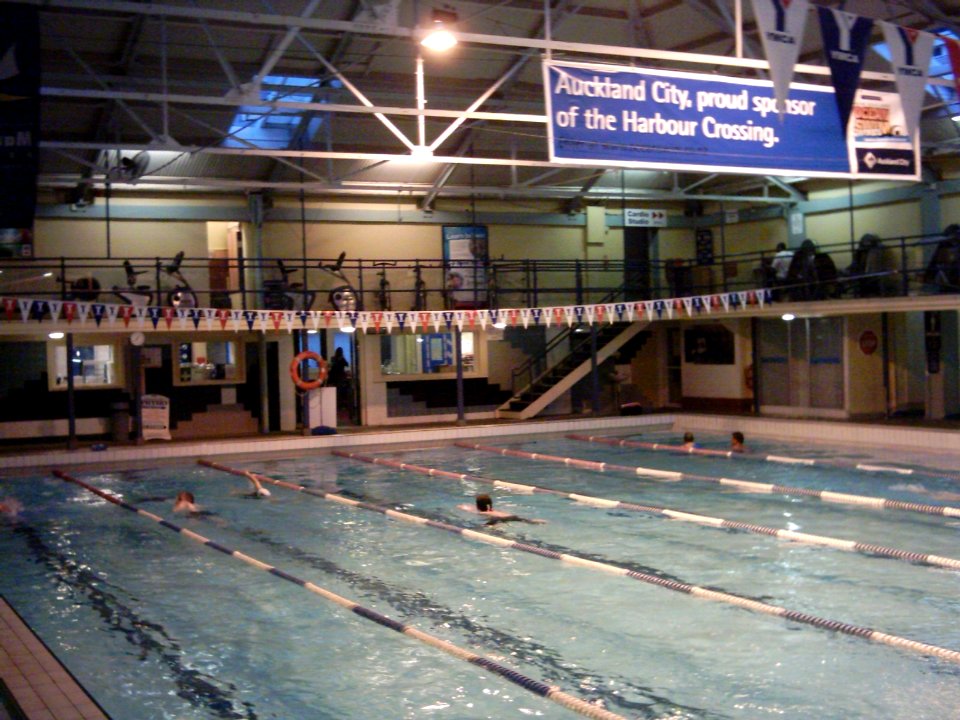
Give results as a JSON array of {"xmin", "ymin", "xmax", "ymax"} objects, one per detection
[{"xmin": 289, "ymin": 351, "xmax": 328, "ymax": 391}]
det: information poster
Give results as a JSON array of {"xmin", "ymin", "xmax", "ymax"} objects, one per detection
[
  {"xmin": 141, "ymin": 394, "xmax": 172, "ymax": 441},
  {"xmin": 544, "ymin": 60, "xmax": 918, "ymax": 180},
  {"xmin": 442, "ymin": 225, "xmax": 489, "ymax": 308}
]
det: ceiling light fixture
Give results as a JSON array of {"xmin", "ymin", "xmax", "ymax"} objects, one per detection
[{"xmin": 421, "ymin": 8, "xmax": 458, "ymax": 52}]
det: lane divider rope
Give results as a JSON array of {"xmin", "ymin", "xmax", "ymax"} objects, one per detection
[
  {"xmin": 196, "ymin": 460, "xmax": 960, "ymax": 666},
  {"xmin": 566, "ymin": 433, "xmax": 960, "ymax": 484},
  {"xmin": 328, "ymin": 450, "xmax": 960, "ymax": 570},
  {"xmin": 51, "ymin": 468, "xmax": 624, "ymax": 720},
  {"xmin": 456, "ymin": 442, "xmax": 960, "ymax": 520}
]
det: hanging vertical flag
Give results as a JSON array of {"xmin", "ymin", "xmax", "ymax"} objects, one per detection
[
  {"xmin": 817, "ymin": 8, "xmax": 874, "ymax": 131},
  {"xmin": 941, "ymin": 35, "xmax": 960, "ymax": 97},
  {"xmin": 0, "ymin": 4, "xmax": 39, "ymax": 259},
  {"xmin": 750, "ymin": 0, "xmax": 810, "ymax": 117},
  {"xmin": 881, "ymin": 22, "xmax": 935, "ymax": 140}
]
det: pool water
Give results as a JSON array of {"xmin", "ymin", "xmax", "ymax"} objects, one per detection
[{"xmin": 1, "ymin": 432, "xmax": 959, "ymax": 719}]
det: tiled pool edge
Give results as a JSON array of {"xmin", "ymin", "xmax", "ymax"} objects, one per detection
[
  {"xmin": 0, "ymin": 597, "xmax": 109, "ymax": 720},
  {"xmin": 0, "ymin": 415, "xmax": 675, "ymax": 471},
  {"xmin": 3, "ymin": 413, "xmax": 960, "ymax": 472}
]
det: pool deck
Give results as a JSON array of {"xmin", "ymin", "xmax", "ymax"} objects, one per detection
[{"xmin": 0, "ymin": 598, "xmax": 108, "ymax": 720}]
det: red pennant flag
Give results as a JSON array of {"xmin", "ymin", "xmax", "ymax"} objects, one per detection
[
  {"xmin": 163, "ymin": 307, "xmax": 175, "ymax": 329},
  {"xmin": 269, "ymin": 311, "xmax": 282, "ymax": 330},
  {"xmin": 467, "ymin": 311, "xmax": 476, "ymax": 328},
  {"xmin": 2, "ymin": 298, "xmax": 15, "ymax": 321},
  {"xmin": 217, "ymin": 309, "xmax": 229, "ymax": 329},
  {"xmin": 595, "ymin": 304, "xmax": 605, "ymax": 323},
  {"xmin": 63, "ymin": 302, "xmax": 76, "ymax": 323},
  {"xmin": 372, "ymin": 312, "xmax": 382, "ymax": 331},
  {"xmin": 120, "ymin": 305, "xmax": 134, "ymax": 327},
  {"xmin": 945, "ymin": 36, "xmax": 960, "ymax": 97}
]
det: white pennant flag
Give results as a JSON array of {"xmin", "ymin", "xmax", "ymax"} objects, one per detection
[
  {"xmin": 880, "ymin": 22, "xmax": 935, "ymax": 140},
  {"xmin": 750, "ymin": 0, "xmax": 810, "ymax": 118},
  {"xmin": 47, "ymin": 300, "xmax": 63, "ymax": 322}
]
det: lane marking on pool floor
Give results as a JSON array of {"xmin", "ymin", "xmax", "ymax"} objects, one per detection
[
  {"xmin": 50, "ymin": 469, "xmax": 624, "ymax": 720},
  {"xmin": 196, "ymin": 460, "xmax": 960, "ymax": 667},
  {"xmin": 327, "ymin": 450, "xmax": 960, "ymax": 571},
  {"xmin": 455, "ymin": 442, "xmax": 960, "ymax": 520},
  {"xmin": 566, "ymin": 433, "xmax": 960, "ymax": 485}
]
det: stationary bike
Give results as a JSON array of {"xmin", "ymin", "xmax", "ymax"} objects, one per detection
[
  {"xmin": 411, "ymin": 260, "xmax": 427, "ymax": 311},
  {"xmin": 320, "ymin": 252, "xmax": 361, "ymax": 311},
  {"xmin": 113, "ymin": 252, "xmax": 199, "ymax": 308},
  {"xmin": 263, "ymin": 259, "xmax": 316, "ymax": 310},
  {"xmin": 374, "ymin": 261, "xmax": 396, "ymax": 311}
]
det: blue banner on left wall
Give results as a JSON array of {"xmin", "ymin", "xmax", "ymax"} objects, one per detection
[{"xmin": 0, "ymin": 3, "xmax": 39, "ymax": 258}]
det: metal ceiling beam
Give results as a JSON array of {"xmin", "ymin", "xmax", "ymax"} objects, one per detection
[{"xmin": 29, "ymin": 0, "xmax": 950, "ymax": 87}]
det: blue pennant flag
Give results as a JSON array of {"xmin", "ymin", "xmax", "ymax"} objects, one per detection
[
  {"xmin": 148, "ymin": 307, "xmax": 162, "ymax": 328},
  {"xmin": 817, "ymin": 8, "xmax": 873, "ymax": 132},
  {"xmin": 243, "ymin": 310, "xmax": 257, "ymax": 331},
  {"xmin": 190, "ymin": 308, "xmax": 201, "ymax": 329},
  {"xmin": 395, "ymin": 311, "xmax": 407, "ymax": 330},
  {"xmin": 31, "ymin": 300, "xmax": 46, "ymax": 322}
]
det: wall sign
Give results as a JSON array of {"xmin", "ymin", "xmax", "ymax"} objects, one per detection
[
  {"xmin": 543, "ymin": 60, "xmax": 918, "ymax": 180},
  {"xmin": 624, "ymin": 208, "xmax": 667, "ymax": 227}
]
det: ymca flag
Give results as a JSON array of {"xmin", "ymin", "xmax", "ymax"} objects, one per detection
[
  {"xmin": 817, "ymin": 8, "xmax": 874, "ymax": 131},
  {"xmin": 750, "ymin": 0, "xmax": 810, "ymax": 118},
  {"xmin": 881, "ymin": 22, "xmax": 934, "ymax": 140},
  {"xmin": 944, "ymin": 35, "xmax": 960, "ymax": 98}
]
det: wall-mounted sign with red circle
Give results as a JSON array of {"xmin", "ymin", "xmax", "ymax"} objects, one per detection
[{"xmin": 859, "ymin": 330, "xmax": 878, "ymax": 355}]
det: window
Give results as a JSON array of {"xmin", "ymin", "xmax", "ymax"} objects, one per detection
[
  {"xmin": 174, "ymin": 340, "xmax": 244, "ymax": 385},
  {"xmin": 380, "ymin": 333, "xmax": 476, "ymax": 376},
  {"xmin": 48, "ymin": 340, "xmax": 121, "ymax": 390}
]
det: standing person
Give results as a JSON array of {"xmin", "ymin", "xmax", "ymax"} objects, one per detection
[
  {"xmin": 328, "ymin": 347, "xmax": 349, "ymax": 390},
  {"xmin": 771, "ymin": 243, "xmax": 794, "ymax": 282}
]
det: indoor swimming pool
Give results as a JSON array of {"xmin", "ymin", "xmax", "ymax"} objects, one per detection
[{"xmin": 1, "ymin": 431, "xmax": 959, "ymax": 719}]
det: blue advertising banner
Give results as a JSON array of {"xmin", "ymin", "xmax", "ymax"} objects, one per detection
[
  {"xmin": 544, "ymin": 60, "xmax": 918, "ymax": 180},
  {"xmin": 442, "ymin": 225, "xmax": 488, "ymax": 308},
  {"xmin": 0, "ymin": 3, "xmax": 39, "ymax": 258}
]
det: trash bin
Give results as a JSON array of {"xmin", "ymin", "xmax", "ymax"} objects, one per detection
[{"xmin": 110, "ymin": 401, "xmax": 131, "ymax": 443}]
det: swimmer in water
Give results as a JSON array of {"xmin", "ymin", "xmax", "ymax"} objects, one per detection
[
  {"xmin": 457, "ymin": 493, "xmax": 545, "ymax": 526},
  {"xmin": 243, "ymin": 472, "xmax": 271, "ymax": 498},
  {"xmin": 173, "ymin": 490, "xmax": 200, "ymax": 514}
]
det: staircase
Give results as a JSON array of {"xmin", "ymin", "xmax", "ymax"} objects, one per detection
[
  {"xmin": 171, "ymin": 404, "xmax": 259, "ymax": 439},
  {"xmin": 496, "ymin": 321, "xmax": 649, "ymax": 420}
]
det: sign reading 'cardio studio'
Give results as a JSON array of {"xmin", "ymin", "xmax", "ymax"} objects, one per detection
[{"xmin": 543, "ymin": 60, "xmax": 918, "ymax": 181}]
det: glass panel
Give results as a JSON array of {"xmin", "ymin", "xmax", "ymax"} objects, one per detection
[
  {"xmin": 53, "ymin": 344, "xmax": 115, "ymax": 387},
  {"xmin": 809, "ymin": 317, "xmax": 844, "ymax": 409},
  {"xmin": 380, "ymin": 333, "xmax": 475, "ymax": 375},
  {"xmin": 757, "ymin": 319, "xmax": 789, "ymax": 406},
  {"xmin": 177, "ymin": 341, "xmax": 240, "ymax": 384}
]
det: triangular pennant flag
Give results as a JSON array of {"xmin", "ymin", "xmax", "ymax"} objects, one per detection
[
  {"xmin": 817, "ymin": 8, "xmax": 874, "ymax": 131},
  {"xmin": 17, "ymin": 299, "xmax": 31, "ymax": 322},
  {"xmin": 441, "ymin": 311, "xmax": 455, "ymax": 330},
  {"xmin": 736, "ymin": 291, "xmax": 748, "ymax": 307},
  {"xmin": 31, "ymin": 300, "xmax": 48, "ymax": 322},
  {"xmin": 688, "ymin": 297, "xmax": 699, "ymax": 315},
  {"xmin": 945, "ymin": 36, "xmax": 960, "ymax": 98},
  {"xmin": 203, "ymin": 308, "xmax": 217, "ymax": 330},
  {"xmin": 699, "ymin": 295, "xmax": 713, "ymax": 313},
  {"xmin": 573, "ymin": 306, "xmax": 586, "ymax": 326},
  {"xmin": 881, "ymin": 21, "xmax": 935, "ymax": 140},
  {"xmin": 165, "ymin": 307, "xmax": 178, "ymax": 329},
  {"xmin": 358, "ymin": 312, "xmax": 370, "ymax": 333},
  {"xmin": 88, "ymin": 303, "xmax": 105, "ymax": 326},
  {"xmin": 348, "ymin": 311, "xmax": 360, "ymax": 331},
  {"xmin": 323, "ymin": 311, "xmax": 334, "ymax": 328},
  {"xmin": 467, "ymin": 310, "xmax": 477, "ymax": 329},
  {"xmin": 530, "ymin": 308, "xmax": 543, "ymax": 326},
  {"xmin": 2, "ymin": 298, "xmax": 15, "ymax": 321},
  {"xmin": 231, "ymin": 309, "xmax": 244, "ymax": 332},
  {"xmin": 243, "ymin": 310, "xmax": 257, "ymax": 331},
  {"xmin": 63, "ymin": 302, "xmax": 76, "ymax": 323},
  {"xmin": 133, "ymin": 306, "xmax": 148, "ymax": 327},
  {"xmin": 217, "ymin": 308, "xmax": 230, "ymax": 330},
  {"xmin": 653, "ymin": 300, "xmax": 664, "ymax": 319},
  {"xmin": 507, "ymin": 308, "xmax": 519, "ymax": 327},
  {"xmin": 189, "ymin": 308, "xmax": 202, "ymax": 329},
  {"xmin": 453, "ymin": 311, "xmax": 464, "ymax": 331},
  {"xmin": 520, "ymin": 308, "xmax": 531, "ymax": 329},
  {"xmin": 106, "ymin": 303, "xmax": 120, "ymax": 326},
  {"xmin": 721, "ymin": 293, "xmax": 731, "ymax": 311},
  {"xmin": 47, "ymin": 300, "xmax": 63, "ymax": 322},
  {"xmin": 757, "ymin": 289, "xmax": 767, "ymax": 307},
  {"xmin": 298, "ymin": 310, "xmax": 310, "ymax": 328},
  {"xmin": 395, "ymin": 311, "xmax": 407, "ymax": 332},
  {"xmin": 603, "ymin": 304, "xmax": 616, "ymax": 323},
  {"xmin": 750, "ymin": 0, "xmax": 810, "ymax": 118},
  {"xmin": 75, "ymin": 302, "xmax": 91, "ymax": 323},
  {"xmin": 148, "ymin": 307, "xmax": 163, "ymax": 329},
  {"xmin": 269, "ymin": 311, "xmax": 283, "ymax": 331}
]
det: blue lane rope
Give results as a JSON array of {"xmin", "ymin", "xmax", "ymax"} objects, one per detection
[
  {"xmin": 198, "ymin": 460, "xmax": 960, "ymax": 666},
  {"xmin": 567, "ymin": 433, "xmax": 960, "ymax": 484},
  {"xmin": 329, "ymin": 450, "xmax": 960, "ymax": 570},
  {"xmin": 51, "ymin": 469, "xmax": 625, "ymax": 720},
  {"xmin": 456, "ymin": 442, "xmax": 960, "ymax": 519}
]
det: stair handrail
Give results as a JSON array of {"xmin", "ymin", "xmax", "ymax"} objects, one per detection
[{"xmin": 509, "ymin": 284, "xmax": 629, "ymax": 394}]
